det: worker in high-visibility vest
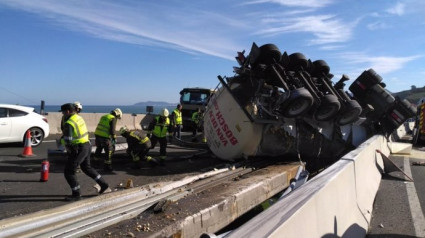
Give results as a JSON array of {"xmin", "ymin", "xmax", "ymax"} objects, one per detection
[
  {"xmin": 170, "ymin": 104, "xmax": 183, "ymax": 141},
  {"xmin": 93, "ymin": 108, "xmax": 122, "ymax": 172},
  {"xmin": 58, "ymin": 101, "xmax": 83, "ymax": 151},
  {"xmin": 60, "ymin": 103, "xmax": 110, "ymax": 201},
  {"xmin": 119, "ymin": 126, "xmax": 158, "ymax": 169},
  {"xmin": 147, "ymin": 108, "xmax": 170, "ymax": 164}
]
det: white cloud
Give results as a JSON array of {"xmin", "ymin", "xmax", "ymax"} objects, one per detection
[
  {"xmin": 386, "ymin": 2, "xmax": 405, "ymax": 16},
  {"xmin": 367, "ymin": 21, "xmax": 390, "ymax": 30},
  {"xmin": 338, "ymin": 52, "xmax": 422, "ymax": 74},
  {"xmin": 255, "ymin": 15, "xmax": 356, "ymax": 45},
  {"xmin": 246, "ymin": 0, "xmax": 334, "ymax": 8}
]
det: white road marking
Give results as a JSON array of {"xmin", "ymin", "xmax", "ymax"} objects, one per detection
[{"xmin": 404, "ymin": 157, "xmax": 425, "ymax": 237}]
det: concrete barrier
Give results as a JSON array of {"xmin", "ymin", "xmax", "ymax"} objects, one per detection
[
  {"xmin": 227, "ymin": 135, "xmax": 389, "ymax": 238},
  {"xmin": 46, "ymin": 112, "xmax": 147, "ymax": 135}
]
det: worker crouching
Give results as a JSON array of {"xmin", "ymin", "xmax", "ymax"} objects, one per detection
[{"xmin": 119, "ymin": 126, "xmax": 158, "ymax": 169}]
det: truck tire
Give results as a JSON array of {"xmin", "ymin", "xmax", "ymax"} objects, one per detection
[
  {"xmin": 288, "ymin": 52, "xmax": 308, "ymax": 71},
  {"xmin": 337, "ymin": 100, "xmax": 362, "ymax": 125},
  {"xmin": 349, "ymin": 69, "xmax": 383, "ymax": 99},
  {"xmin": 314, "ymin": 94, "xmax": 341, "ymax": 121},
  {"xmin": 252, "ymin": 44, "xmax": 281, "ymax": 67},
  {"xmin": 282, "ymin": 88, "xmax": 314, "ymax": 118},
  {"xmin": 311, "ymin": 60, "xmax": 330, "ymax": 77}
]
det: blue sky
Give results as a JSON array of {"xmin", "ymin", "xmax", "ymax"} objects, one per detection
[{"xmin": 0, "ymin": 0, "xmax": 424, "ymax": 106}]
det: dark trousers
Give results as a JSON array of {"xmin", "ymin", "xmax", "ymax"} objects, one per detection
[
  {"xmin": 173, "ymin": 125, "xmax": 182, "ymax": 139},
  {"xmin": 94, "ymin": 136, "xmax": 114, "ymax": 164},
  {"xmin": 150, "ymin": 135, "xmax": 167, "ymax": 157},
  {"xmin": 127, "ymin": 143, "xmax": 150, "ymax": 162},
  {"xmin": 64, "ymin": 142, "xmax": 107, "ymax": 192}
]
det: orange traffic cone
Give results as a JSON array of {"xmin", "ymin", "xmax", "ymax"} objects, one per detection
[{"xmin": 20, "ymin": 130, "xmax": 36, "ymax": 157}]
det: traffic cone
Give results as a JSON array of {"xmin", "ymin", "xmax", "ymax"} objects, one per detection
[{"xmin": 20, "ymin": 130, "xmax": 36, "ymax": 157}]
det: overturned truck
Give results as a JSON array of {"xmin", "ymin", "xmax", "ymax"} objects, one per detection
[{"xmin": 203, "ymin": 43, "xmax": 416, "ymax": 169}]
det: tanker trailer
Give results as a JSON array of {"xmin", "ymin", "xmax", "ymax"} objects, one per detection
[{"xmin": 203, "ymin": 42, "xmax": 416, "ymax": 169}]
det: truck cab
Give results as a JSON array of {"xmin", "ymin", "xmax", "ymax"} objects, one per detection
[{"xmin": 179, "ymin": 87, "xmax": 214, "ymax": 130}]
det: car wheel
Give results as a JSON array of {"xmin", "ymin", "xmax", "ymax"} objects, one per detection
[
  {"xmin": 23, "ymin": 127, "xmax": 45, "ymax": 147},
  {"xmin": 314, "ymin": 94, "xmax": 341, "ymax": 121},
  {"xmin": 337, "ymin": 100, "xmax": 362, "ymax": 125},
  {"xmin": 282, "ymin": 88, "xmax": 314, "ymax": 117}
]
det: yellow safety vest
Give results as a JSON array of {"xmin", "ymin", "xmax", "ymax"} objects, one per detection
[
  {"xmin": 65, "ymin": 114, "xmax": 89, "ymax": 145},
  {"xmin": 192, "ymin": 112, "xmax": 200, "ymax": 124},
  {"xmin": 129, "ymin": 131, "xmax": 150, "ymax": 144},
  {"xmin": 152, "ymin": 116, "xmax": 170, "ymax": 138},
  {"xmin": 95, "ymin": 114, "xmax": 115, "ymax": 138},
  {"xmin": 173, "ymin": 109, "xmax": 183, "ymax": 125}
]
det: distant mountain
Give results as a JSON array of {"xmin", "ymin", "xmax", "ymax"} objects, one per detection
[
  {"xmin": 134, "ymin": 101, "xmax": 177, "ymax": 107},
  {"xmin": 392, "ymin": 85, "xmax": 425, "ymax": 105}
]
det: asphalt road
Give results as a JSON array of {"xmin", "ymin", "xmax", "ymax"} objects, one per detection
[
  {"xmin": 0, "ymin": 134, "xmax": 227, "ymax": 220},
  {"xmin": 1, "ymin": 135, "xmax": 425, "ymax": 237},
  {"xmin": 367, "ymin": 146, "xmax": 425, "ymax": 238}
]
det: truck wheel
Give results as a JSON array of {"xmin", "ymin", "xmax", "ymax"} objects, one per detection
[
  {"xmin": 337, "ymin": 100, "xmax": 362, "ymax": 125},
  {"xmin": 311, "ymin": 60, "xmax": 330, "ymax": 77},
  {"xmin": 314, "ymin": 94, "xmax": 341, "ymax": 121},
  {"xmin": 282, "ymin": 88, "xmax": 314, "ymax": 117},
  {"xmin": 349, "ymin": 69, "xmax": 383, "ymax": 98},
  {"xmin": 288, "ymin": 52, "xmax": 308, "ymax": 71},
  {"xmin": 253, "ymin": 44, "xmax": 281, "ymax": 66}
]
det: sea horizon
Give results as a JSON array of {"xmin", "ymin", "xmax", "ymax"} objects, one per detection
[{"xmin": 25, "ymin": 104, "xmax": 177, "ymax": 114}]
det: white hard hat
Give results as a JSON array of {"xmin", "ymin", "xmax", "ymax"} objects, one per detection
[
  {"xmin": 119, "ymin": 126, "xmax": 128, "ymax": 135},
  {"xmin": 160, "ymin": 108, "xmax": 169, "ymax": 117},
  {"xmin": 113, "ymin": 108, "xmax": 122, "ymax": 119},
  {"xmin": 73, "ymin": 101, "xmax": 83, "ymax": 110}
]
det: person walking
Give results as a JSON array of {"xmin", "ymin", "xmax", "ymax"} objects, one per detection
[
  {"xmin": 93, "ymin": 108, "xmax": 122, "ymax": 172},
  {"xmin": 148, "ymin": 108, "xmax": 170, "ymax": 165},
  {"xmin": 58, "ymin": 101, "xmax": 83, "ymax": 151},
  {"xmin": 60, "ymin": 103, "xmax": 110, "ymax": 201},
  {"xmin": 119, "ymin": 126, "xmax": 158, "ymax": 169},
  {"xmin": 170, "ymin": 104, "xmax": 183, "ymax": 141}
]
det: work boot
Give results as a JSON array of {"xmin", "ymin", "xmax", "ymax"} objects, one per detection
[
  {"xmin": 65, "ymin": 191, "xmax": 81, "ymax": 201},
  {"xmin": 103, "ymin": 163, "xmax": 113, "ymax": 172},
  {"xmin": 147, "ymin": 156, "xmax": 159, "ymax": 166},
  {"xmin": 99, "ymin": 184, "xmax": 111, "ymax": 194}
]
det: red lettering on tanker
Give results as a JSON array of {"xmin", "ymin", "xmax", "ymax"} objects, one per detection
[{"xmin": 208, "ymin": 101, "xmax": 238, "ymax": 147}]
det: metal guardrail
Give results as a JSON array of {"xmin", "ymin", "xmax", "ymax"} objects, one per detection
[{"xmin": 0, "ymin": 163, "xmax": 255, "ymax": 238}]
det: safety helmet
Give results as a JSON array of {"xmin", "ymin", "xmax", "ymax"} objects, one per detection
[
  {"xmin": 73, "ymin": 101, "xmax": 83, "ymax": 111},
  {"xmin": 112, "ymin": 108, "xmax": 122, "ymax": 119},
  {"xmin": 119, "ymin": 126, "xmax": 128, "ymax": 135},
  {"xmin": 160, "ymin": 108, "xmax": 169, "ymax": 117}
]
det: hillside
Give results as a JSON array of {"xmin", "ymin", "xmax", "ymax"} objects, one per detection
[{"xmin": 392, "ymin": 85, "xmax": 425, "ymax": 105}]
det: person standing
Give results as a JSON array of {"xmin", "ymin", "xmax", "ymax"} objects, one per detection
[
  {"xmin": 148, "ymin": 108, "xmax": 170, "ymax": 164},
  {"xmin": 119, "ymin": 126, "xmax": 158, "ymax": 168},
  {"xmin": 93, "ymin": 108, "xmax": 122, "ymax": 172},
  {"xmin": 60, "ymin": 103, "xmax": 110, "ymax": 201},
  {"xmin": 170, "ymin": 104, "xmax": 183, "ymax": 141},
  {"xmin": 191, "ymin": 108, "xmax": 201, "ymax": 141}
]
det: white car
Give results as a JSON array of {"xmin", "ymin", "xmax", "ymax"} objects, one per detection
[{"xmin": 0, "ymin": 104, "xmax": 50, "ymax": 147}]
